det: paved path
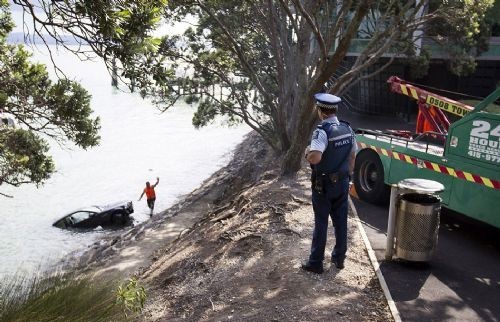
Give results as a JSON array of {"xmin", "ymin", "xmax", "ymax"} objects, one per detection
[
  {"xmin": 343, "ymin": 108, "xmax": 500, "ymax": 321},
  {"xmin": 353, "ymin": 197, "xmax": 500, "ymax": 322}
]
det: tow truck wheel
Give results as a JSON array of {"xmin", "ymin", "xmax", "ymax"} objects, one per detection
[{"xmin": 353, "ymin": 150, "xmax": 390, "ymax": 205}]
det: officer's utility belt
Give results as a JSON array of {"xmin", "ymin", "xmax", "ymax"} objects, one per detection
[{"xmin": 312, "ymin": 171, "xmax": 348, "ymax": 194}]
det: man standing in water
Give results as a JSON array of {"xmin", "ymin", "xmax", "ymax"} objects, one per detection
[
  {"xmin": 139, "ymin": 177, "xmax": 159, "ymax": 216},
  {"xmin": 302, "ymin": 93, "xmax": 356, "ymax": 274}
]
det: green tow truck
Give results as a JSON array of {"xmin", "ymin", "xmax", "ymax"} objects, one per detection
[{"xmin": 353, "ymin": 77, "xmax": 500, "ymax": 228}]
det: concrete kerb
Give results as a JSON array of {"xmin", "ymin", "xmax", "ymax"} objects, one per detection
[{"xmin": 349, "ymin": 196, "xmax": 402, "ymax": 322}]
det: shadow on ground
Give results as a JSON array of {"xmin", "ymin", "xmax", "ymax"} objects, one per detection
[{"xmin": 354, "ymin": 197, "xmax": 500, "ymax": 322}]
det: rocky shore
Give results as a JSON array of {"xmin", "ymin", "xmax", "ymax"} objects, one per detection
[{"xmin": 73, "ymin": 132, "xmax": 393, "ymax": 321}]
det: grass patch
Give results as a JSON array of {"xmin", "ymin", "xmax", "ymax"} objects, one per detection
[{"xmin": 0, "ymin": 271, "xmax": 145, "ymax": 322}]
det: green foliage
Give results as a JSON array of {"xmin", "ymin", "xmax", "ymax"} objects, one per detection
[
  {"xmin": 0, "ymin": 272, "xmax": 136, "ymax": 322},
  {"xmin": 426, "ymin": 0, "xmax": 495, "ymax": 75},
  {"xmin": 13, "ymin": 0, "xmax": 497, "ymax": 174},
  {"xmin": 151, "ymin": 1, "xmax": 495, "ymax": 139},
  {"xmin": 13, "ymin": 0, "xmax": 173, "ymax": 112},
  {"xmin": 35, "ymin": 0, "xmax": 172, "ymax": 93},
  {"xmin": 0, "ymin": 3, "xmax": 100, "ymax": 193},
  {"xmin": 150, "ymin": 0, "xmax": 279, "ymax": 145},
  {"xmin": 115, "ymin": 277, "xmax": 147, "ymax": 315},
  {"xmin": 0, "ymin": 0, "xmax": 12, "ymax": 38},
  {"xmin": 46, "ymin": 79, "xmax": 100, "ymax": 148},
  {"xmin": 405, "ymin": 49, "xmax": 431, "ymax": 80},
  {"xmin": 0, "ymin": 128, "xmax": 54, "ymax": 186},
  {"xmin": 486, "ymin": 0, "xmax": 500, "ymax": 35}
]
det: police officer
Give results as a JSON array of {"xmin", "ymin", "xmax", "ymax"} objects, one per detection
[{"xmin": 301, "ymin": 93, "xmax": 356, "ymax": 274}]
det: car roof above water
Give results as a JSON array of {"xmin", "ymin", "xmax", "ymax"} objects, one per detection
[
  {"xmin": 78, "ymin": 206, "xmax": 102, "ymax": 213},
  {"xmin": 65, "ymin": 201, "xmax": 130, "ymax": 216},
  {"xmin": 100, "ymin": 200, "xmax": 129, "ymax": 210}
]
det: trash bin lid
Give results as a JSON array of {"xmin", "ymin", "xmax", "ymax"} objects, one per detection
[{"xmin": 397, "ymin": 178, "xmax": 444, "ymax": 193}]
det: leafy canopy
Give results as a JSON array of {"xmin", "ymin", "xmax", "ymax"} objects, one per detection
[
  {"xmin": 13, "ymin": 0, "xmax": 497, "ymax": 175},
  {"xmin": 0, "ymin": 0, "xmax": 100, "ymax": 196}
]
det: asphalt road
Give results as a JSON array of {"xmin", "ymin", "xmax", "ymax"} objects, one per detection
[
  {"xmin": 341, "ymin": 107, "xmax": 500, "ymax": 321},
  {"xmin": 353, "ymin": 197, "xmax": 500, "ymax": 322}
]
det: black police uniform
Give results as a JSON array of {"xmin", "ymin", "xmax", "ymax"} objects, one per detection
[{"xmin": 307, "ymin": 118, "xmax": 354, "ymax": 271}]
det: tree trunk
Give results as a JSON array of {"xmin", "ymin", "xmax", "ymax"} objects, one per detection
[
  {"xmin": 280, "ymin": 71, "xmax": 325, "ymax": 175},
  {"xmin": 281, "ymin": 132, "xmax": 310, "ymax": 176},
  {"xmin": 280, "ymin": 98, "xmax": 317, "ymax": 176}
]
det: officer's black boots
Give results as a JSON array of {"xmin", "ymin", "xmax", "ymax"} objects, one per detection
[
  {"xmin": 301, "ymin": 262, "xmax": 324, "ymax": 274},
  {"xmin": 331, "ymin": 257, "xmax": 345, "ymax": 270}
]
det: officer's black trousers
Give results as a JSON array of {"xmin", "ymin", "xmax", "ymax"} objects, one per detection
[{"xmin": 309, "ymin": 177, "xmax": 349, "ymax": 266}]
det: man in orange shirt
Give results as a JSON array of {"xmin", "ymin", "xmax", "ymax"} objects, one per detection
[{"xmin": 138, "ymin": 177, "xmax": 159, "ymax": 216}]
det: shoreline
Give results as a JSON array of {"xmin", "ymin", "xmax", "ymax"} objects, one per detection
[
  {"xmin": 62, "ymin": 131, "xmax": 393, "ymax": 321},
  {"xmin": 68, "ymin": 131, "xmax": 268, "ymax": 278}
]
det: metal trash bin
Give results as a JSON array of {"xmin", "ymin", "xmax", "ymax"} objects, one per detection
[
  {"xmin": 386, "ymin": 179, "xmax": 444, "ymax": 262},
  {"xmin": 395, "ymin": 192, "xmax": 441, "ymax": 261}
]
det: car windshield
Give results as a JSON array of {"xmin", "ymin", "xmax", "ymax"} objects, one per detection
[{"xmin": 70, "ymin": 211, "xmax": 95, "ymax": 224}]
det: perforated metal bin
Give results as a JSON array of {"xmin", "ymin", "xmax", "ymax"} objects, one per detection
[
  {"xmin": 386, "ymin": 178, "xmax": 444, "ymax": 262},
  {"xmin": 394, "ymin": 192, "xmax": 441, "ymax": 262}
]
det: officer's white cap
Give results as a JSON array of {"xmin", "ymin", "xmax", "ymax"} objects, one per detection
[{"xmin": 314, "ymin": 93, "xmax": 341, "ymax": 110}]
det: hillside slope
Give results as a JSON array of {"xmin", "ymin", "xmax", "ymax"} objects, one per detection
[{"xmin": 76, "ymin": 133, "xmax": 393, "ymax": 321}]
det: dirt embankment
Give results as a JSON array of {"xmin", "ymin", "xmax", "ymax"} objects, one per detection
[{"xmin": 77, "ymin": 133, "xmax": 393, "ymax": 321}]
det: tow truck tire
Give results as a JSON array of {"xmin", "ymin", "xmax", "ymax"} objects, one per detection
[{"xmin": 353, "ymin": 150, "xmax": 390, "ymax": 205}]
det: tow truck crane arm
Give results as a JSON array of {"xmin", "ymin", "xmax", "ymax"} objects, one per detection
[{"xmin": 387, "ymin": 76, "xmax": 474, "ymax": 135}]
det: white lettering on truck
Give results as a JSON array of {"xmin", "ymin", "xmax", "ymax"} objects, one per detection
[{"xmin": 468, "ymin": 120, "xmax": 500, "ymax": 163}]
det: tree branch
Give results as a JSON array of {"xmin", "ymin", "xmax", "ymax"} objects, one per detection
[
  {"xmin": 196, "ymin": 0, "xmax": 276, "ymax": 109},
  {"xmin": 290, "ymin": 0, "xmax": 327, "ymax": 63}
]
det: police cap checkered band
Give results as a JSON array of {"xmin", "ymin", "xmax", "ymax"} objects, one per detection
[
  {"xmin": 314, "ymin": 93, "xmax": 341, "ymax": 109},
  {"xmin": 316, "ymin": 102, "xmax": 338, "ymax": 110}
]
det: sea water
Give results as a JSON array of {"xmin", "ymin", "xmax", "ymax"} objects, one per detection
[{"xmin": 0, "ymin": 47, "xmax": 250, "ymax": 277}]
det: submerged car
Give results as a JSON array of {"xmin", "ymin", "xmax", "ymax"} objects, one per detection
[{"xmin": 53, "ymin": 201, "xmax": 134, "ymax": 229}]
